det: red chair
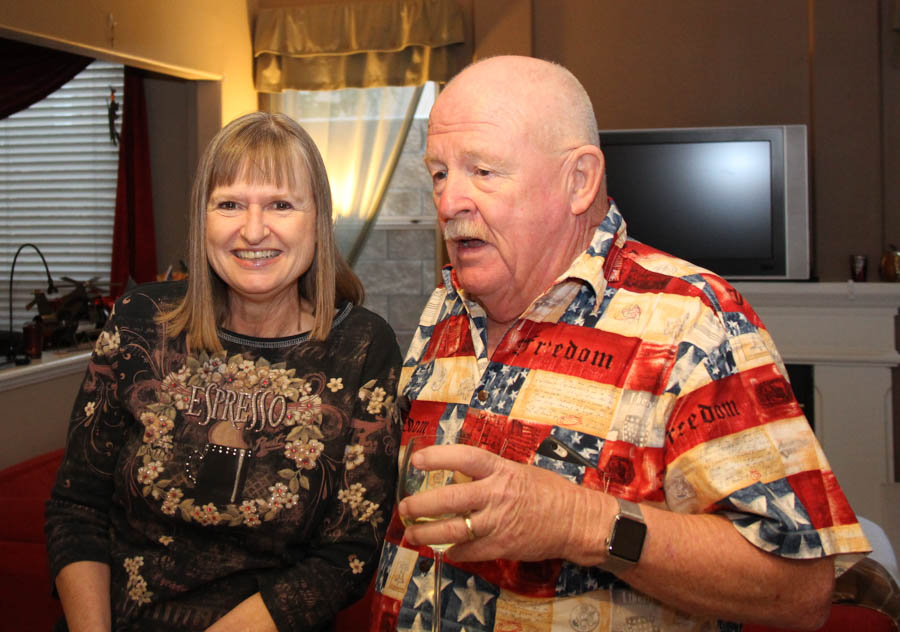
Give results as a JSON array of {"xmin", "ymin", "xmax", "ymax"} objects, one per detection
[
  {"xmin": 0, "ymin": 448, "xmax": 65, "ymax": 631},
  {"xmin": 744, "ymin": 556, "xmax": 900, "ymax": 632},
  {"xmin": 334, "ymin": 577, "xmax": 375, "ymax": 631},
  {"xmin": 743, "ymin": 605, "xmax": 896, "ymax": 631}
]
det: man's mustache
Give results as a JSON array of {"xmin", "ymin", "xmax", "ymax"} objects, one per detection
[{"xmin": 443, "ymin": 219, "xmax": 489, "ymax": 242}]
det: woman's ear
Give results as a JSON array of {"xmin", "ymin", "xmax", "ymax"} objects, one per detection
[{"xmin": 566, "ymin": 146, "xmax": 604, "ymax": 217}]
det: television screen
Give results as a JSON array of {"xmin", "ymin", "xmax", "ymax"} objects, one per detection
[{"xmin": 599, "ymin": 126, "xmax": 809, "ymax": 280}]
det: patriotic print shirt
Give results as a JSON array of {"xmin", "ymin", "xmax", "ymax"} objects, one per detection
[{"xmin": 370, "ymin": 203, "xmax": 869, "ymax": 632}]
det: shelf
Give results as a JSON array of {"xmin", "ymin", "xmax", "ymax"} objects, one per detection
[
  {"xmin": 0, "ymin": 347, "xmax": 91, "ymax": 392},
  {"xmin": 733, "ymin": 280, "xmax": 900, "ymax": 309}
]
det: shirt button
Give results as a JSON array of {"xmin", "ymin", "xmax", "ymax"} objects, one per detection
[{"xmin": 477, "ymin": 390, "xmax": 488, "ymax": 402}]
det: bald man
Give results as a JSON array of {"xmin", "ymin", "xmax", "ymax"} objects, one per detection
[{"xmin": 370, "ymin": 56, "xmax": 869, "ymax": 632}]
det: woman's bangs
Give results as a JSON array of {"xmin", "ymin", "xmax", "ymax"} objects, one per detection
[{"xmin": 213, "ymin": 134, "xmax": 307, "ymax": 193}]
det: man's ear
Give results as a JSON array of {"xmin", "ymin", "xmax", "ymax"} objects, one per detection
[{"xmin": 566, "ymin": 146, "xmax": 604, "ymax": 217}]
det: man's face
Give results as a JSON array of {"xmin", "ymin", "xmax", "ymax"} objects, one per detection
[{"xmin": 424, "ymin": 96, "xmax": 573, "ymax": 315}]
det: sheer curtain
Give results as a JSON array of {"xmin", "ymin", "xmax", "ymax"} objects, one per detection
[
  {"xmin": 265, "ymin": 85, "xmax": 423, "ymax": 263},
  {"xmin": 254, "ymin": 0, "xmax": 463, "ymax": 262}
]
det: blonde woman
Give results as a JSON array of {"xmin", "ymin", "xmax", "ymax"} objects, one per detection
[{"xmin": 46, "ymin": 113, "xmax": 402, "ymax": 632}]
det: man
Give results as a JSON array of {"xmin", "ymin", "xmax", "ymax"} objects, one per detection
[{"xmin": 370, "ymin": 56, "xmax": 869, "ymax": 631}]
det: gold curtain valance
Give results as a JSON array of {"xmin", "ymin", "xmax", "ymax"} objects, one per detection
[{"xmin": 254, "ymin": 0, "xmax": 466, "ymax": 92}]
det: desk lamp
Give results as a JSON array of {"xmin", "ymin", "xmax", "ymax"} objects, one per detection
[{"xmin": 6, "ymin": 243, "xmax": 57, "ymax": 366}]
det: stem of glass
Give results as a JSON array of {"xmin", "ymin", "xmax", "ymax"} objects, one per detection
[{"xmin": 432, "ymin": 550, "xmax": 443, "ymax": 632}]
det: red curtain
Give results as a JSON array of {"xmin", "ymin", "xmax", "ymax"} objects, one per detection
[
  {"xmin": 110, "ymin": 68, "xmax": 157, "ymax": 297},
  {"xmin": 0, "ymin": 37, "xmax": 91, "ymax": 120}
]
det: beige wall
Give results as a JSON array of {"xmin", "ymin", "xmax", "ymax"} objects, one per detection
[
  {"xmin": 880, "ymin": 0, "xmax": 900, "ymax": 262},
  {"xmin": 535, "ymin": 2, "xmax": 810, "ymax": 127},
  {"xmin": 812, "ymin": 0, "xmax": 886, "ymax": 281},
  {"xmin": 0, "ymin": 0, "xmax": 256, "ymax": 126},
  {"xmin": 469, "ymin": 0, "xmax": 531, "ymax": 59},
  {"xmin": 144, "ymin": 76, "xmax": 222, "ymax": 272},
  {"xmin": 0, "ymin": 373, "xmax": 83, "ymax": 469}
]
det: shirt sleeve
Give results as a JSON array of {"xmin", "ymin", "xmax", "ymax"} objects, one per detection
[
  {"xmin": 44, "ymin": 306, "xmax": 129, "ymax": 581},
  {"xmin": 257, "ymin": 318, "xmax": 403, "ymax": 631},
  {"xmin": 661, "ymin": 282, "xmax": 870, "ymax": 563}
]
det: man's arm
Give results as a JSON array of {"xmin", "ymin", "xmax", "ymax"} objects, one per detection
[
  {"xmin": 399, "ymin": 444, "xmax": 834, "ymax": 630},
  {"xmin": 605, "ymin": 502, "xmax": 833, "ymax": 629}
]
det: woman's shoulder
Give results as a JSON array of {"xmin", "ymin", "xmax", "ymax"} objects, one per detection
[
  {"xmin": 331, "ymin": 304, "xmax": 403, "ymax": 374},
  {"xmin": 332, "ymin": 304, "xmax": 401, "ymax": 355},
  {"xmin": 338, "ymin": 303, "xmax": 395, "ymax": 337}
]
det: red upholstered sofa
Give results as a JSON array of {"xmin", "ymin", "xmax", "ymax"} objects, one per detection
[
  {"xmin": 1, "ymin": 450, "xmax": 895, "ymax": 632},
  {"xmin": 0, "ymin": 448, "xmax": 65, "ymax": 631}
]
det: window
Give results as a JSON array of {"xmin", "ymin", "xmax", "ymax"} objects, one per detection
[
  {"xmin": 0, "ymin": 61, "xmax": 123, "ymax": 330},
  {"xmin": 266, "ymin": 82, "xmax": 436, "ymax": 256}
]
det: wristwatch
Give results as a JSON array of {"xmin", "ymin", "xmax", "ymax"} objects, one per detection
[{"xmin": 602, "ymin": 497, "xmax": 647, "ymax": 575}]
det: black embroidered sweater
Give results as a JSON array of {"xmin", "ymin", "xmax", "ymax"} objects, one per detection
[{"xmin": 45, "ymin": 281, "xmax": 402, "ymax": 631}]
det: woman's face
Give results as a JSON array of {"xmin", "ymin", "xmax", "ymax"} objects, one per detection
[{"xmin": 205, "ymin": 171, "xmax": 317, "ymax": 314}]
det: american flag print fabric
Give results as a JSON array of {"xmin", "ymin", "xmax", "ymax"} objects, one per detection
[{"xmin": 370, "ymin": 203, "xmax": 869, "ymax": 632}]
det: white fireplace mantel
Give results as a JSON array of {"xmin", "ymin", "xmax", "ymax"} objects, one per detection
[
  {"xmin": 735, "ymin": 281, "xmax": 900, "ymax": 366},
  {"xmin": 734, "ymin": 281, "xmax": 900, "ymax": 548}
]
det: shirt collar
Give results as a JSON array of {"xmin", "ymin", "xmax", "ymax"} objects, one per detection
[{"xmin": 556, "ymin": 201, "xmax": 628, "ymax": 303}]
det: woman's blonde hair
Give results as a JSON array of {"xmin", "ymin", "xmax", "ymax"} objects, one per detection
[{"xmin": 158, "ymin": 112, "xmax": 363, "ymax": 351}]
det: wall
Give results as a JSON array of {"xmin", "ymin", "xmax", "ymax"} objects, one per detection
[
  {"xmin": 144, "ymin": 76, "xmax": 222, "ymax": 272},
  {"xmin": 534, "ymin": 2, "xmax": 810, "ymax": 127},
  {"xmin": 0, "ymin": 371, "xmax": 83, "ymax": 469},
  {"xmin": 880, "ymin": 0, "xmax": 900, "ymax": 255},
  {"xmin": 812, "ymin": 0, "xmax": 887, "ymax": 281},
  {"xmin": 531, "ymin": 0, "xmax": 899, "ymax": 282},
  {"xmin": 144, "ymin": 75, "xmax": 193, "ymax": 274},
  {"xmin": 468, "ymin": 0, "xmax": 531, "ymax": 59},
  {"xmin": 0, "ymin": 0, "xmax": 256, "ymax": 126}
]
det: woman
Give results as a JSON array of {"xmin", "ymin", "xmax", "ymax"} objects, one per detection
[{"xmin": 45, "ymin": 112, "xmax": 402, "ymax": 631}]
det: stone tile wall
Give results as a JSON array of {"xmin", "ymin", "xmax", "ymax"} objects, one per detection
[{"xmin": 353, "ymin": 118, "xmax": 439, "ymax": 353}]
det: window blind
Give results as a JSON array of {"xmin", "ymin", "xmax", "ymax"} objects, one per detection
[{"xmin": 0, "ymin": 60, "xmax": 123, "ymax": 331}]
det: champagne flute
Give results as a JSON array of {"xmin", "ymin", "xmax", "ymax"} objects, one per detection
[{"xmin": 397, "ymin": 434, "xmax": 459, "ymax": 632}]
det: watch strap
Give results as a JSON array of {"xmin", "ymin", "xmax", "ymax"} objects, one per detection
[
  {"xmin": 602, "ymin": 496, "xmax": 646, "ymax": 576},
  {"xmin": 614, "ymin": 497, "xmax": 643, "ymax": 522}
]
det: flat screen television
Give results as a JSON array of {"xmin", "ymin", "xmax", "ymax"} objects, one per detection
[{"xmin": 599, "ymin": 125, "xmax": 810, "ymax": 280}]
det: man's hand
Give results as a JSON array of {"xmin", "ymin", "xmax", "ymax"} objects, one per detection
[
  {"xmin": 397, "ymin": 443, "xmax": 835, "ymax": 629},
  {"xmin": 397, "ymin": 443, "xmax": 614, "ymax": 564}
]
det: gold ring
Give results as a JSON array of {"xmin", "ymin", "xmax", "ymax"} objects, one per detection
[{"xmin": 464, "ymin": 514, "xmax": 476, "ymax": 541}]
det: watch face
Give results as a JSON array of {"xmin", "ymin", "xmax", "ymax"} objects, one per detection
[{"xmin": 611, "ymin": 516, "xmax": 647, "ymax": 563}]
